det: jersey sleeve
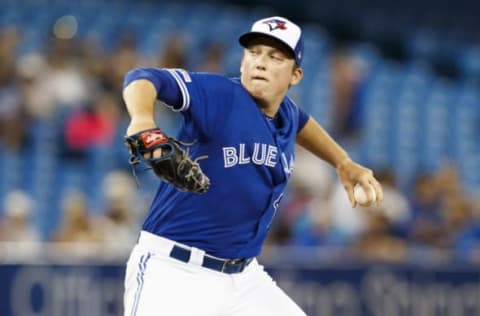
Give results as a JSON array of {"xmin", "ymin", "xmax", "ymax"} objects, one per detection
[
  {"xmin": 124, "ymin": 68, "xmax": 233, "ymax": 140},
  {"xmin": 297, "ymin": 106, "xmax": 310, "ymax": 133},
  {"xmin": 123, "ymin": 67, "xmax": 185, "ymax": 110}
]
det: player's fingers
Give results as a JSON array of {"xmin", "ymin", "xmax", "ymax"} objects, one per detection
[
  {"xmin": 152, "ymin": 148, "xmax": 162, "ymax": 159},
  {"xmin": 370, "ymin": 178, "xmax": 384, "ymax": 205},
  {"xmin": 344, "ymin": 184, "xmax": 356, "ymax": 208},
  {"xmin": 144, "ymin": 148, "xmax": 162, "ymax": 160}
]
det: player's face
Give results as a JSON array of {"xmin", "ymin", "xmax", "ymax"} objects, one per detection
[{"xmin": 240, "ymin": 36, "xmax": 303, "ymax": 108}]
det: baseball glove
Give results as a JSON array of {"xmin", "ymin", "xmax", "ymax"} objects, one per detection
[{"xmin": 125, "ymin": 128, "xmax": 210, "ymax": 194}]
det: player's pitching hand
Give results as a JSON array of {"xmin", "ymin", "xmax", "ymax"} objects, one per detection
[
  {"xmin": 126, "ymin": 120, "xmax": 162, "ymax": 159},
  {"xmin": 336, "ymin": 159, "xmax": 383, "ymax": 208}
]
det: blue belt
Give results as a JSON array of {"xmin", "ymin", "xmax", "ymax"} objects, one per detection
[{"xmin": 169, "ymin": 245, "xmax": 253, "ymax": 274}]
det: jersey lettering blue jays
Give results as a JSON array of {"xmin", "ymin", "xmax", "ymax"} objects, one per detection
[{"xmin": 124, "ymin": 68, "xmax": 309, "ymax": 259}]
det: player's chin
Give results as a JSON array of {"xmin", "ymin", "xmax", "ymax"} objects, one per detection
[{"xmin": 246, "ymin": 85, "xmax": 267, "ymax": 99}]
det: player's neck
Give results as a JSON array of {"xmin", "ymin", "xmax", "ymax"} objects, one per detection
[{"xmin": 255, "ymin": 98, "xmax": 281, "ymax": 118}]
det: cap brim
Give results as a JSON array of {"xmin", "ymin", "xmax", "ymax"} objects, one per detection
[{"xmin": 239, "ymin": 32, "xmax": 296, "ymax": 60}]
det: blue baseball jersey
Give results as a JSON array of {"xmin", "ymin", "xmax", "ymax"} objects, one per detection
[{"xmin": 124, "ymin": 68, "xmax": 309, "ymax": 259}]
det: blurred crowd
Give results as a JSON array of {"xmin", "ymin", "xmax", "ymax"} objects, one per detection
[
  {"xmin": 267, "ymin": 152, "xmax": 480, "ymax": 264},
  {"xmin": 0, "ymin": 17, "xmax": 479, "ymax": 265}
]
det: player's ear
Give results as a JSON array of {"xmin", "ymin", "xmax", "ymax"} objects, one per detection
[{"xmin": 290, "ymin": 66, "xmax": 303, "ymax": 86}]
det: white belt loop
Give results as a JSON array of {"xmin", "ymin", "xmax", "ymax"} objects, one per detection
[{"xmin": 189, "ymin": 247, "xmax": 206, "ymax": 266}]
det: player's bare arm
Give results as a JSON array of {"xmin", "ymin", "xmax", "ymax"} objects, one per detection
[
  {"xmin": 123, "ymin": 79, "xmax": 157, "ymax": 135},
  {"xmin": 297, "ymin": 116, "xmax": 383, "ymax": 207},
  {"xmin": 123, "ymin": 79, "xmax": 163, "ymax": 159}
]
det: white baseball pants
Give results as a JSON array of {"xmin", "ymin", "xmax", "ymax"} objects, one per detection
[{"xmin": 124, "ymin": 231, "xmax": 306, "ymax": 316}]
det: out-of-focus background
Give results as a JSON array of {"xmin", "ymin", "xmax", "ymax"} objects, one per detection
[{"xmin": 0, "ymin": 0, "xmax": 479, "ymax": 315}]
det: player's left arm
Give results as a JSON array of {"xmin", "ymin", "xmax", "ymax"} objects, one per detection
[{"xmin": 296, "ymin": 117, "xmax": 383, "ymax": 207}]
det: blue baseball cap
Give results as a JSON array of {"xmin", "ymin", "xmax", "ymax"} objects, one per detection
[{"xmin": 239, "ymin": 16, "xmax": 304, "ymax": 66}]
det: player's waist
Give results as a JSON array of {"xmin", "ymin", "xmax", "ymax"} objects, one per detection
[{"xmin": 137, "ymin": 231, "xmax": 253, "ymax": 274}]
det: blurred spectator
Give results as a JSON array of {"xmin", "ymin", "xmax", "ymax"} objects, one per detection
[
  {"xmin": 0, "ymin": 190, "xmax": 39, "ymax": 242},
  {"xmin": 157, "ymin": 34, "xmax": 188, "ymax": 68},
  {"xmin": 352, "ymin": 208, "xmax": 408, "ymax": 262},
  {"xmin": 435, "ymin": 163, "xmax": 462, "ymax": 199},
  {"xmin": 432, "ymin": 164, "xmax": 480, "ymax": 260},
  {"xmin": 288, "ymin": 194, "xmax": 337, "ymax": 247},
  {"xmin": 96, "ymin": 170, "xmax": 139, "ymax": 255},
  {"xmin": 407, "ymin": 173, "xmax": 443, "ymax": 247},
  {"xmin": 0, "ymin": 27, "xmax": 19, "ymax": 58},
  {"xmin": 42, "ymin": 37, "xmax": 90, "ymax": 109},
  {"xmin": 0, "ymin": 32, "xmax": 29, "ymax": 151},
  {"xmin": 0, "ymin": 67, "xmax": 28, "ymax": 151},
  {"xmin": 79, "ymin": 37, "xmax": 110, "ymax": 95},
  {"xmin": 330, "ymin": 48, "xmax": 369, "ymax": 139},
  {"xmin": 453, "ymin": 196, "xmax": 480, "ymax": 263},
  {"xmin": 441, "ymin": 194, "xmax": 471, "ymax": 244},
  {"xmin": 17, "ymin": 54, "xmax": 55, "ymax": 119},
  {"xmin": 266, "ymin": 220, "xmax": 292, "ymax": 246},
  {"xmin": 63, "ymin": 92, "xmax": 121, "ymax": 157},
  {"xmin": 51, "ymin": 191, "xmax": 102, "ymax": 243},
  {"xmin": 104, "ymin": 32, "xmax": 140, "ymax": 93},
  {"xmin": 402, "ymin": 164, "xmax": 480, "ymax": 264},
  {"xmin": 196, "ymin": 41, "xmax": 225, "ymax": 73}
]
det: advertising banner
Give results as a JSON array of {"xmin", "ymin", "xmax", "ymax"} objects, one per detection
[{"xmin": 1, "ymin": 263, "xmax": 479, "ymax": 316}]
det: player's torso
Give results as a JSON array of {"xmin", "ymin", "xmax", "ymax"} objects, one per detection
[
  {"xmin": 143, "ymin": 76, "xmax": 298, "ymax": 258},
  {"xmin": 204, "ymin": 92, "xmax": 295, "ymax": 215}
]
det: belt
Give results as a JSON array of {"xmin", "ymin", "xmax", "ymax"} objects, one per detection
[{"xmin": 169, "ymin": 245, "xmax": 253, "ymax": 274}]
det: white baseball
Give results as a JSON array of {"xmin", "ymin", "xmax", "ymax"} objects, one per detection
[{"xmin": 353, "ymin": 184, "xmax": 376, "ymax": 205}]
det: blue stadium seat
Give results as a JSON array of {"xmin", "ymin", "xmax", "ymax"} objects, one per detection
[{"xmin": 457, "ymin": 45, "xmax": 480, "ymax": 80}]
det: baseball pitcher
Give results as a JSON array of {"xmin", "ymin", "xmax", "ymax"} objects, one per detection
[{"xmin": 122, "ymin": 16, "xmax": 383, "ymax": 316}]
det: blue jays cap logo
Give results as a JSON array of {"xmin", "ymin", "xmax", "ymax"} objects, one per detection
[{"xmin": 263, "ymin": 19, "xmax": 287, "ymax": 32}]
